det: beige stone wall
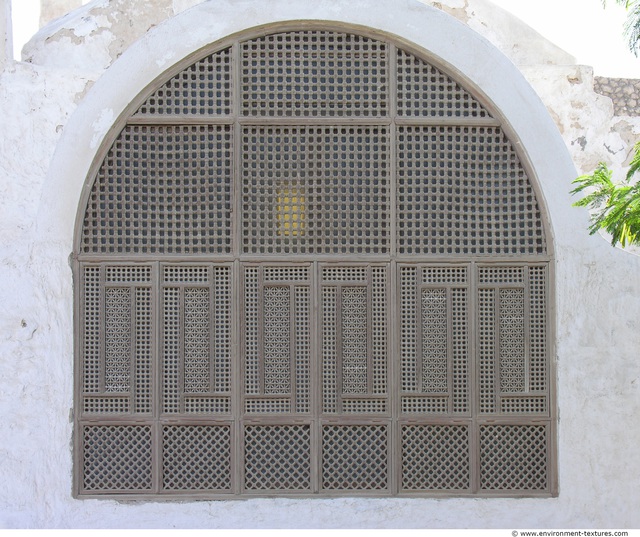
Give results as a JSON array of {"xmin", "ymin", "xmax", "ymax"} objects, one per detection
[{"xmin": 595, "ymin": 76, "xmax": 640, "ymax": 116}]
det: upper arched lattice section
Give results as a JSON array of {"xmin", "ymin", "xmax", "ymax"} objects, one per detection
[{"xmin": 79, "ymin": 29, "xmax": 546, "ymax": 257}]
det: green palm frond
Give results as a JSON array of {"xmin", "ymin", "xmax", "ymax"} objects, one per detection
[
  {"xmin": 572, "ymin": 144, "xmax": 640, "ymax": 247},
  {"xmin": 602, "ymin": 0, "xmax": 640, "ymax": 55}
]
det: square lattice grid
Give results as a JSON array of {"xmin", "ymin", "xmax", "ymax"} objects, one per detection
[
  {"xmin": 241, "ymin": 31, "xmax": 387, "ymax": 117},
  {"xmin": 241, "ymin": 126, "xmax": 389, "ymax": 255},
  {"xmin": 83, "ymin": 125, "xmax": 233, "ymax": 255}
]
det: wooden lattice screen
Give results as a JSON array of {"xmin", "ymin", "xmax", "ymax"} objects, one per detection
[{"xmin": 74, "ymin": 29, "xmax": 555, "ymax": 498}]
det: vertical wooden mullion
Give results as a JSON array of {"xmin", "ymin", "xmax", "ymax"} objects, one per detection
[
  {"xmin": 389, "ymin": 260, "xmax": 399, "ymax": 495},
  {"xmin": 231, "ymin": 36, "xmax": 243, "ymax": 499},
  {"xmin": 233, "ymin": 259, "xmax": 242, "ymax": 496},
  {"xmin": 469, "ymin": 261, "xmax": 479, "ymax": 493},
  {"xmin": 388, "ymin": 42, "xmax": 397, "ymax": 260},
  {"xmin": 74, "ymin": 261, "xmax": 84, "ymax": 496},
  {"xmin": 152, "ymin": 261, "xmax": 162, "ymax": 494},
  {"xmin": 310, "ymin": 261, "xmax": 319, "ymax": 493}
]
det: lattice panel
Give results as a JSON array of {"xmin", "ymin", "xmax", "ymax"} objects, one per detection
[
  {"xmin": 452, "ymin": 288, "xmax": 469, "ymax": 413},
  {"xmin": 341, "ymin": 287, "xmax": 368, "ymax": 394},
  {"xmin": 76, "ymin": 28, "xmax": 555, "ymax": 498},
  {"xmin": 83, "ymin": 397, "xmax": 129, "ymax": 414},
  {"xmin": 322, "ymin": 286, "xmax": 338, "ymax": 413},
  {"xmin": 161, "ymin": 266, "xmax": 231, "ymax": 413},
  {"xmin": 83, "ymin": 125, "xmax": 233, "ymax": 255},
  {"xmin": 396, "ymin": 126, "xmax": 546, "ymax": 255},
  {"xmin": 371, "ymin": 267, "xmax": 388, "ymax": 395},
  {"xmin": 479, "ymin": 266, "xmax": 525, "ymax": 285},
  {"xmin": 185, "ymin": 397, "xmax": 230, "ymax": 414},
  {"xmin": 421, "ymin": 288, "xmax": 448, "ymax": 393},
  {"xmin": 322, "ymin": 425, "xmax": 388, "ymax": 490},
  {"xmin": 135, "ymin": 48, "xmax": 232, "ymax": 116},
  {"xmin": 244, "ymin": 425, "xmax": 311, "ymax": 491},
  {"xmin": 164, "ymin": 265, "xmax": 209, "ymax": 284},
  {"xmin": 184, "ymin": 288, "xmax": 210, "ymax": 393},
  {"xmin": 162, "ymin": 287, "xmax": 180, "ymax": 413},
  {"xmin": 322, "ymin": 266, "xmax": 368, "ymax": 282},
  {"xmin": 213, "ymin": 266, "xmax": 232, "ymax": 393},
  {"xmin": 135, "ymin": 287, "xmax": 152, "ymax": 413},
  {"xmin": 104, "ymin": 287, "xmax": 132, "ymax": 393},
  {"xmin": 400, "ymin": 266, "xmax": 418, "ymax": 393},
  {"xmin": 163, "ymin": 426, "xmax": 232, "ymax": 491},
  {"xmin": 501, "ymin": 397, "xmax": 547, "ymax": 414},
  {"xmin": 245, "ymin": 398, "xmax": 291, "ymax": 413},
  {"xmin": 243, "ymin": 265, "xmax": 311, "ymax": 408},
  {"xmin": 264, "ymin": 266, "xmax": 310, "ymax": 282},
  {"xmin": 342, "ymin": 399, "xmax": 387, "ymax": 413},
  {"xmin": 401, "ymin": 425, "xmax": 469, "ymax": 490},
  {"xmin": 295, "ymin": 287, "xmax": 311, "ymax": 413},
  {"xmin": 82, "ymin": 266, "xmax": 101, "ymax": 393},
  {"xmin": 241, "ymin": 126, "xmax": 389, "ymax": 255},
  {"xmin": 401, "ymin": 396, "xmax": 448, "ymax": 413},
  {"xmin": 106, "ymin": 265, "xmax": 152, "ymax": 283},
  {"xmin": 480, "ymin": 425, "xmax": 548, "ymax": 491},
  {"xmin": 244, "ymin": 267, "xmax": 260, "ymax": 395},
  {"xmin": 499, "ymin": 288, "xmax": 526, "ymax": 393},
  {"xmin": 321, "ymin": 266, "xmax": 388, "ymax": 411},
  {"xmin": 241, "ymin": 31, "xmax": 387, "ymax": 117},
  {"xmin": 422, "ymin": 266, "xmax": 468, "ymax": 285},
  {"xmin": 529, "ymin": 266, "xmax": 548, "ymax": 392},
  {"xmin": 478, "ymin": 288, "xmax": 496, "ymax": 413},
  {"xmin": 82, "ymin": 425, "xmax": 152, "ymax": 491},
  {"xmin": 263, "ymin": 286, "xmax": 292, "ymax": 395},
  {"xmin": 397, "ymin": 48, "xmax": 490, "ymax": 118}
]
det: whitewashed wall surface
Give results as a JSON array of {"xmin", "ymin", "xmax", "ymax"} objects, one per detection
[{"xmin": 1, "ymin": 0, "xmax": 640, "ymax": 528}]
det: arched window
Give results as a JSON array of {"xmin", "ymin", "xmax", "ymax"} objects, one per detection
[{"xmin": 74, "ymin": 28, "xmax": 555, "ymax": 497}]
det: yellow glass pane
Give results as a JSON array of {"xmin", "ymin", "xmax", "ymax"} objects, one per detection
[{"xmin": 277, "ymin": 188, "xmax": 306, "ymax": 236}]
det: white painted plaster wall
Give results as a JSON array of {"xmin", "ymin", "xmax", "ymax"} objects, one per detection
[
  {"xmin": 1, "ymin": 0, "xmax": 639, "ymax": 528},
  {"xmin": 0, "ymin": 0, "xmax": 11, "ymax": 68}
]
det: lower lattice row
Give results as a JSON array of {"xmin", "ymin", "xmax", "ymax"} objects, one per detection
[{"xmin": 80, "ymin": 423, "xmax": 549, "ymax": 494}]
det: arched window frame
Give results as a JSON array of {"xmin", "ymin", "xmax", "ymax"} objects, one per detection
[{"xmin": 72, "ymin": 23, "xmax": 557, "ymax": 499}]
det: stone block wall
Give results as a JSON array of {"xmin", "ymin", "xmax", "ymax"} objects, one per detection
[{"xmin": 594, "ymin": 76, "xmax": 640, "ymax": 116}]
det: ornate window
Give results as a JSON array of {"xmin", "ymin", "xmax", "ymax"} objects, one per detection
[{"xmin": 74, "ymin": 28, "xmax": 556, "ymax": 498}]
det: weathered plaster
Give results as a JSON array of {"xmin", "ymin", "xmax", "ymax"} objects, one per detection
[
  {"xmin": 0, "ymin": 0, "xmax": 11, "ymax": 68},
  {"xmin": 1, "ymin": 0, "xmax": 640, "ymax": 529},
  {"xmin": 40, "ymin": 0, "xmax": 83, "ymax": 28},
  {"xmin": 24, "ymin": 0, "xmax": 173, "ymax": 69}
]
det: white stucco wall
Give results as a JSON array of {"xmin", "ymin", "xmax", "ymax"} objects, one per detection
[
  {"xmin": 1, "ymin": 0, "xmax": 640, "ymax": 528},
  {"xmin": 0, "ymin": 0, "xmax": 11, "ymax": 68}
]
